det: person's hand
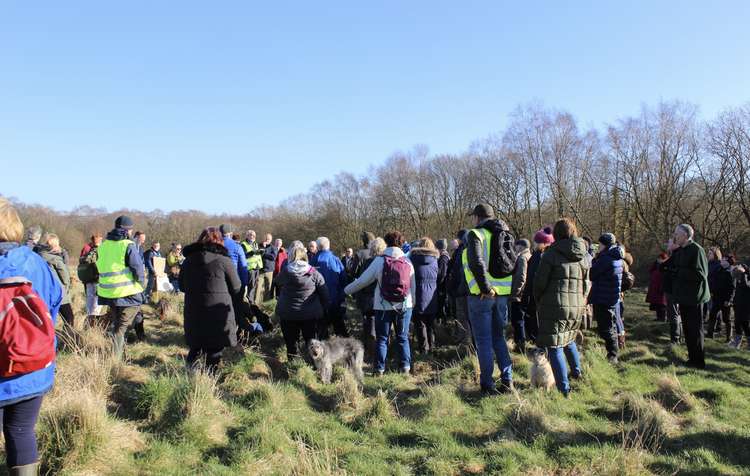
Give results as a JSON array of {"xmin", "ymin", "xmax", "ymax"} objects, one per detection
[
  {"xmin": 480, "ymin": 289, "xmax": 496, "ymax": 300},
  {"xmin": 667, "ymin": 240, "xmax": 679, "ymax": 252}
]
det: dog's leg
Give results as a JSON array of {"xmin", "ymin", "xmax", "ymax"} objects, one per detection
[{"xmin": 321, "ymin": 361, "xmax": 332, "ymax": 384}]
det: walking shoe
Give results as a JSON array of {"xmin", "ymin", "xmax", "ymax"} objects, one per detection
[
  {"xmin": 728, "ymin": 336, "xmax": 743, "ymax": 350},
  {"xmin": 400, "ymin": 367, "xmax": 411, "ymax": 374},
  {"xmin": 607, "ymin": 355, "xmax": 619, "ymax": 364},
  {"xmin": 498, "ymin": 380, "xmax": 515, "ymax": 393}
]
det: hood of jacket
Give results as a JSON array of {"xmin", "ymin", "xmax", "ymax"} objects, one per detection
[
  {"xmin": 183, "ymin": 242, "xmax": 229, "ymax": 264},
  {"xmin": 287, "ymin": 260, "xmax": 312, "ymax": 275},
  {"xmin": 106, "ymin": 228, "xmax": 131, "ymax": 241},
  {"xmin": 409, "ymin": 247, "xmax": 439, "ymax": 258},
  {"xmin": 384, "ymin": 246, "xmax": 406, "ymax": 259},
  {"xmin": 603, "ymin": 245, "xmax": 625, "ymax": 260},
  {"xmin": 478, "ymin": 218, "xmax": 510, "ymax": 233},
  {"xmin": 548, "ymin": 238, "xmax": 587, "ymax": 262}
]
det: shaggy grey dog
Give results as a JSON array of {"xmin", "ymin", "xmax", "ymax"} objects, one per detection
[
  {"xmin": 528, "ymin": 348, "xmax": 556, "ymax": 391},
  {"xmin": 308, "ymin": 337, "xmax": 365, "ymax": 384}
]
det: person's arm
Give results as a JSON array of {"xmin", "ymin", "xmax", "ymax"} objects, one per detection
[
  {"xmin": 676, "ymin": 245, "xmax": 705, "ymax": 284},
  {"xmin": 533, "ymin": 256, "xmax": 552, "ymax": 304},
  {"xmin": 466, "ymin": 230, "xmax": 491, "ymax": 295},
  {"xmin": 344, "ymin": 257, "xmax": 380, "ymax": 295},
  {"xmin": 126, "ymin": 243, "xmax": 146, "ymax": 286},
  {"xmin": 55, "ymin": 257, "xmax": 71, "ymax": 291},
  {"xmin": 237, "ymin": 247, "xmax": 249, "ymax": 285},
  {"xmin": 512, "ymin": 255, "xmax": 528, "ymax": 298}
]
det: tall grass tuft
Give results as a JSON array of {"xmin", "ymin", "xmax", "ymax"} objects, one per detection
[{"xmin": 619, "ymin": 392, "xmax": 677, "ymax": 453}]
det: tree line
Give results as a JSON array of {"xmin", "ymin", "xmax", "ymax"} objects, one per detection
[{"xmin": 8, "ymin": 100, "xmax": 750, "ymax": 276}]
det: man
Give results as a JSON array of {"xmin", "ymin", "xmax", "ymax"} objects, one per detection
[
  {"xmin": 143, "ymin": 241, "xmax": 162, "ymax": 301},
  {"xmin": 307, "ymin": 240, "xmax": 318, "ymax": 263},
  {"xmin": 96, "ymin": 215, "xmax": 145, "ymax": 359},
  {"xmin": 342, "ymin": 248, "xmax": 356, "ymax": 281},
  {"xmin": 24, "ymin": 225, "xmax": 42, "ymax": 248},
  {"xmin": 447, "ymin": 229, "xmax": 472, "ymax": 347},
  {"xmin": 590, "ymin": 233, "xmax": 624, "ymax": 364},
  {"xmin": 436, "ymin": 239, "xmax": 451, "ymax": 321},
  {"xmin": 220, "ymin": 224, "xmax": 249, "ymax": 330},
  {"xmin": 463, "ymin": 203, "xmax": 514, "ymax": 394},
  {"xmin": 241, "ymin": 230, "xmax": 264, "ymax": 303},
  {"xmin": 669, "ymin": 224, "xmax": 710, "ymax": 369},
  {"xmin": 314, "ymin": 236, "xmax": 350, "ymax": 338},
  {"xmin": 133, "ymin": 231, "xmax": 146, "ymax": 258},
  {"xmin": 256, "ymin": 233, "xmax": 276, "ymax": 303},
  {"xmin": 510, "ymin": 239, "xmax": 532, "ymax": 354}
]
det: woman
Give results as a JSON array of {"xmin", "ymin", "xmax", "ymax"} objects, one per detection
[
  {"xmin": 275, "ymin": 245, "xmax": 329, "ymax": 361},
  {"xmin": 729, "ymin": 260, "xmax": 750, "ymax": 350},
  {"xmin": 646, "ymin": 253, "xmax": 668, "ymax": 322},
  {"xmin": 36, "ymin": 233, "xmax": 75, "ymax": 327},
  {"xmin": 345, "ymin": 231, "xmax": 416, "ymax": 376},
  {"xmin": 166, "ymin": 243, "xmax": 184, "ymax": 293},
  {"xmin": 533, "ymin": 218, "xmax": 589, "ymax": 397},
  {"xmin": 524, "ymin": 226, "xmax": 554, "ymax": 345},
  {"xmin": 0, "ymin": 198, "xmax": 63, "ymax": 474},
  {"xmin": 409, "ymin": 237, "xmax": 440, "ymax": 354},
  {"xmin": 179, "ymin": 227, "xmax": 241, "ymax": 372},
  {"xmin": 359, "ymin": 238, "xmax": 386, "ymax": 361}
]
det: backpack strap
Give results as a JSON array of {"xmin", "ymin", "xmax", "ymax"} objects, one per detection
[{"xmin": 0, "ymin": 277, "xmax": 31, "ymax": 286}]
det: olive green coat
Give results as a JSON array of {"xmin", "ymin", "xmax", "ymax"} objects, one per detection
[
  {"xmin": 37, "ymin": 246, "xmax": 71, "ymax": 305},
  {"xmin": 671, "ymin": 240, "xmax": 710, "ymax": 306},
  {"xmin": 532, "ymin": 237, "xmax": 590, "ymax": 348}
]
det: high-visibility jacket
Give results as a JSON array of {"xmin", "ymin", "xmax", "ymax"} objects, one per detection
[
  {"xmin": 96, "ymin": 239, "xmax": 144, "ymax": 298},
  {"xmin": 462, "ymin": 228, "xmax": 512, "ymax": 296},
  {"xmin": 241, "ymin": 241, "xmax": 263, "ymax": 270}
]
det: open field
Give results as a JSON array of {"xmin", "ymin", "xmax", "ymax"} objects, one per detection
[{"xmin": 6, "ymin": 281, "xmax": 750, "ymax": 475}]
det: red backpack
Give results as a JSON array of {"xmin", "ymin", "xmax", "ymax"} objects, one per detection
[
  {"xmin": 0, "ymin": 278, "xmax": 56, "ymax": 378},
  {"xmin": 380, "ymin": 256, "xmax": 411, "ymax": 303}
]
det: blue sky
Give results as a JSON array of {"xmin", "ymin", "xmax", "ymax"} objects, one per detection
[{"xmin": 1, "ymin": 1, "xmax": 748, "ymax": 214}]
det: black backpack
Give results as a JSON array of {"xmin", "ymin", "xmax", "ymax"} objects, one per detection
[
  {"xmin": 77, "ymin": 248, "xmax": 99, "ymax": 284},
  {"xmin": 479, "ymin": 220, "xmax": 518, "ymax": 278}
]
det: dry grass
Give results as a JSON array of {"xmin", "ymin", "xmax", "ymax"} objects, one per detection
[{"xmin": 619, "ymin": 392, "xmax": 678, "ymax": 453}]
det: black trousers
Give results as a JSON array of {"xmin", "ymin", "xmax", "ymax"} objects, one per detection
[
  {"xmin": 525, "ymin": 300, "xmax": 539, "ymax": 344},
  {"xmin": 280, "ymin": 320, "xmax": 318, "ymax": 360},
  {"xmin": 318, "ymin": 306, "xmax": 349, "ymax": 339},
  {"xmin": 594, "ymin": 304, "xmax": 618, "ymax": 358},
  {"xmin": 246, "ymin": 269, "xmax": 259, "ymax": 303},
  {"xmin": 510, "ymin": 301, "xmax": 528, "ymax": 352},
  {"xmin": 680, "ymin": 304, "xmax": 705, "ymax": 368},
  {"xmin": 187, "ymin": 347, "xmax": 224, "ymax": 373},
  {"xmin": 59, "ymin": 303, "xmax": 75, "ymax": 327},
  {"xmin": 412, "ymin": 312, "xmax": 436, "ymax": 353},
  {"xmin": 653, "ymin": 304, "xmax": 666, "ymax": 321},
  {"xmin": 707, "ymin": 301, "xmax": 731, "ymax": 338}
]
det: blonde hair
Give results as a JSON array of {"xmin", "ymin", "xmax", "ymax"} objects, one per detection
[
  {"xmin": 369, "ymin": 237, "xmax": 386, "ymax": 257},
  {"xmin": 416, "ymin": 236, "xmax": 436, "ymax": 250},
  {"xmin": 0, "ymin": 197, "xmax": 24, "ymax": 243},
  {"xmin": 708, "ymin": 246, "xmax": 722, "ymax": 261},
  {"xmin": 289, "ymin": 246, "xmax": 308, "ymax": 262},
  {"xmin": 43, "ymin": 233, "xmax": 60, "ymax": 250}
]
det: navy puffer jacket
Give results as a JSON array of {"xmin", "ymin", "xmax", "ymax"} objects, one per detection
[
  {"xmin": 410, "ymin": 247, "xmax": 439, "ymax": 315},
  {"xmin": 589, "ymin": 245, "xmax": 624, "ymax": 306}
]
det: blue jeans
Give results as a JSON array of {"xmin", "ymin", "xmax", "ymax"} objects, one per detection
[
  {"xmin": 374, "ymin": 308, "xmax": 412, "ymax": 373},
  {"xmin": 467, "ymin": 295, "xmax": 512, "ymax": 389},
  {"xmin": 547, "ymin": 342, "xmax": 582, "ymax": 394}
]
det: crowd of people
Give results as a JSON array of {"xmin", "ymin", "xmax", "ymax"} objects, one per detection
[{"xmin": 2, "ymin": 195, "xmax": 750, "ymax": 474}]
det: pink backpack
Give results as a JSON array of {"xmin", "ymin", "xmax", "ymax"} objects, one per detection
[{"xmin": 380, "ymin": 256, "xmax": 411, "ymax": 303}]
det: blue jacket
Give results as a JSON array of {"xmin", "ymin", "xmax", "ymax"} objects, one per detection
[
  {"xmin": 409, "ymin": 248, "xmax": 439, "ymax": 315},
  {"xmin": 589, "ymin": 245, "xmax": 624, "ymax": 306},
  {"xmin": 223, "ymin": 237, "xmax": 249, "ymax": 286},
  {"xmin": 313, "ymin": 249, "xmax": 348, "ymax": 309},
  {"xmin": 0, "ymin": 242, "xmax": 63, "ymax": 405},
  {"xmin": 97, "ymin": 229, "xmax": 146, "ymax": 307}
]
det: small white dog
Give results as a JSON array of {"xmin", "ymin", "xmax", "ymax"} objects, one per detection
[{"xmin": 528, "ymin": 348, "xmax": 556, "ymax": 391}]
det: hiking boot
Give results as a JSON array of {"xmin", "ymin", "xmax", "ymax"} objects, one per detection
[
  {"xmin": 607, "ymin": 354, "xmax": 619, "ymax": 365},
  {"xmin": 728, "ymin": 336, "xmax": 743, "ymax": 350},
  {"xmin": 498, "ymin": 380, "xmax": 515, "ymax": 394}
]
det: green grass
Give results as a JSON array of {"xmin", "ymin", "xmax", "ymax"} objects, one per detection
[{"xmin": 32, "ymin": 287, "xmax": 750, "ymax": 475}]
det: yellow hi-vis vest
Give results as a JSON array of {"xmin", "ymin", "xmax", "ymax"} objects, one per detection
[
  {"xmin": 241, "ymin": 241, "xmax": 263, "ymax": 270},
  {"xmin": 96, "ymin": 239, "xmax": 144, "ymax": 298},
  {"xmin": 462, "ymin": 228, "xmax": 512, "ymax": 296}
]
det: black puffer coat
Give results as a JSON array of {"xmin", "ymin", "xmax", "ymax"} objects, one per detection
[{"xmin": 179, "ymin": 242, "xmax": 242, "ymax": 349}]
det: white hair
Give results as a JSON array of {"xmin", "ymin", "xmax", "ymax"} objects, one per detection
[
  {"xmin": 316, "ymin": 236, "xmax": 330, "ymax": 250},
  {"xmin": 677, "ymin": 224, "xmax": 695, "ymax": 240}
]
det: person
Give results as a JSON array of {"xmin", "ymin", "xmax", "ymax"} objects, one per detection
[
  {"xmin": 357, "ymin": 237, "xmax": 385, "ymax": 362},
  {"xmin": 166, "ymin": 243, "xmax": 184, "ymax": 293},
  {"xmin": 273, "ymin": 238, "xmax": 287, "ymax": 297},
  {"xmin": 660, "ymin": 240, "xmax": 683, "ymax": 345},
  {"xmin": 615, "ymin": 244, "xmax": 633, "ymax": 348},
  {"xmin": 179, "ymin": 227, "xmax": 241, "ymax": 372},
  {"xmin": 533, "ymin": 218, "xmax": 588, "ymax": 396},
  {"xmin": 345, "ymin": 231, "xmax": 416, "ymax": 375},
  {"xmin": 143, "ymin": 241, "xmax": 162, "ymax": 301},
  {"xmin": 446, "ymin": 230, "xmax": 472, "ymax": 347},
  {"xmin": 352, "ymin": 232, "xmax": 375, "ymax": 279},
  {"xmin": 590, "ymin": 233, "xmax": 624, "ymax": 364},
  {"xmin": 24, "ymin": 225, "xmax": 42, "ymax": 249},
  {"xmin": 707, "ymin": 255, "xmax": 735, "ymax": 341},
  {"xmin": 35, "ymin": 233, "xmax": 75, "ymax": 327},
  {"xmin": 96, "ymin": 216, "xmax": 145, "ymax": 359},
  {"xmin": 342, "ymin": 248, "xmax": 356, "ymax": 280},
  {"xmin": 463, "ymin": 204, "xmax": 515, "ymax": 394},
  {"xmin": 646, "ymin": 253, "xmax": 669, "ymax": 322},
  {"xmin": 669, "ymin": 224, "xmax": 710, "ymax": 369},
  {"xmin": 79, "ymin": 233, "xmax": 105, "ymax": 326},
  {"xmin": 523, "ymin": 226, "xmax": 554, "ymax": 346},
  {"xmin": 219, "ymin": 224, "xmax": 249, "ymax": 331},
  {"xmin": 313, "ymin": 237, "xmax": 349, "ymax": 338},
  {"xmin": 275, "ymin": 245, "xmax": 329, "ymax": 361},
  {"xmin": 510, "ymin": 238, "xmax": 532, "ymax": 354},
  {"xmin": 435, "ymin": 239, "xmax": 451, "ymax": 322},
  {"xmin": 256, "ymin": 234, "xmax": 276, "ymax": 303},
  {"xmin": 307, "ymin": 240, "xmax": 318, "ymax": 263},
  {"xmin": 0, "ymin": 197, "xmax": 63, "ymax": 475},
  {"xmin": 729, "ymin": 260, "xmax": 750, "ymax": 349},
  {"xmin": 706, "ymin": 247, "xmax": 723, "ymax": 323},
  {"xmin": 241, "ymin": 230, "xmax": 264, "ymax": 304},
  {"xmin": 133, "ymin": 231, "xmax": 146, "ymax": 257},
  {"xmin": 410, "ymin": 237, "xmax": 440, "ymax": 354}
]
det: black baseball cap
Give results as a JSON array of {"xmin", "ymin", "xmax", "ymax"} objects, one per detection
[{"xmin": 114, "ymin": 215, "xmax": 134, "ymax": 229}]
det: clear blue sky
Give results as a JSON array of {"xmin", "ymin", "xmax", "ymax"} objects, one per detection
[{"xmin": 2, "ymin": 1, "xmax": 748, "ymax": 214}]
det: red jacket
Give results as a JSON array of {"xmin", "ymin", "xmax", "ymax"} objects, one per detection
[
  {"xmin": 646, "ymin": 261, "xmax": 667, "ymax": 306},
  {"xmin": 274, "ymin": 248, "xmax": 288, "ymax": 277}
]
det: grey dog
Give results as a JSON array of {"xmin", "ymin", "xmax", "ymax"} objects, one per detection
[{"xmin": 308, "ymin": 337, "xmax": 365, "ymax": 384}]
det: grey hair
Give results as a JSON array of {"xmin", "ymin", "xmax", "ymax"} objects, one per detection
[
  {"xmin": 316, "ymin": 236, "xmax": 331, "ymax": 250},
  {"xmin": 369, "ymin": 237, "xmax": 386, "ymax": 257},
  {"xmin": 26, "ymin": 225, "xmax": 42, "ymax": 242},
  {"xmin": 677, "ymin": 224, "xmax": 695, "ymax": 240},
  {"xmin": 287, "ymin": 240, "xmax": 304, "ymax": 256}
]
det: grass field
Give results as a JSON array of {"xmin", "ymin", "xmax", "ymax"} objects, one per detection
[{"xmin": 7, "ymin": 281, "xmax": 750, "ymax": 475}]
